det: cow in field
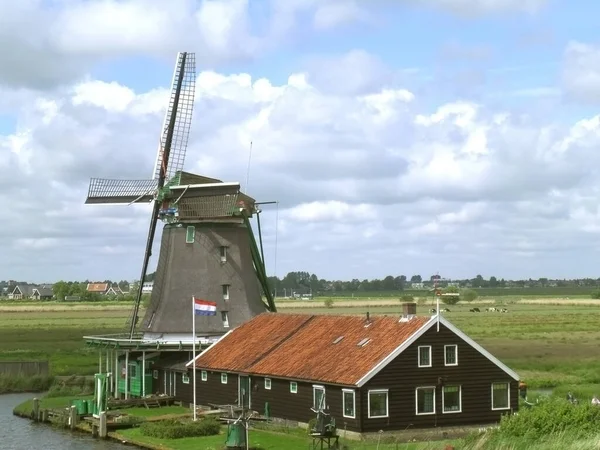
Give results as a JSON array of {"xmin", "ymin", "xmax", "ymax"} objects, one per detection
[{"xmin": 469, "ymin": 307, "xmax": 480, "ymax": 312}]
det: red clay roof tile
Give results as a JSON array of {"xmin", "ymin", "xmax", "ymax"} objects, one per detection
[{"xmin": 194, "ymin": 313, "xmax": 430, "ymax": 386}]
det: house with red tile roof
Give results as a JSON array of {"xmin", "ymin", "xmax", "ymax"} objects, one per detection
[
  {"xmin": 181, "ymin": 306, "xmax": 520, "ymax": 433},
  {"xmin": 87, "ymin": 283, "xmax": 110, "ymax": 294}
]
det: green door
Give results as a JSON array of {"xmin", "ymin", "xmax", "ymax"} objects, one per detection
[{"xmin": 239, "ymin": 376, "xmax": 250, "ymax": 408}]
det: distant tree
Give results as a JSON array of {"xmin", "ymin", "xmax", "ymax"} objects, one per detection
[
  {"xmin": 323, "ymin": 298, "xmax": 334, "ymax": 308},
  {"xmin": 445, "ymin": 286, "xmax": 459, "ymax": 294},
  {"xmin": 382, "ymin": 275, "xmax": 396, "ymax": 290},
  {"xmin": 410, "ymin": 275, "xmax": 422, "ymax": 283},
  {"xmin": 400, "ymin": 295, "xmax": 414, "ymax": 302},
  {"xmin": 489, "ymin": 276, "xmax": 498, "ymax": 287},
  {"xmin": 461, "ymin": 289, "xmax": 478, "ymax": 302},
  {"xmin": 441, "ymin": 294, "xmax": 460, "ymax": 305}
]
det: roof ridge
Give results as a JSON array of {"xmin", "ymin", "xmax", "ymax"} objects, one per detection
[{"xmin": 243, "ymin": 315, "xmax": 316, "ymax": 371}]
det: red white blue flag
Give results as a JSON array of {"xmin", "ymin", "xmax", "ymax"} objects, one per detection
[{"xmin": 193, "ymin": 298, "xmax": 217, "ymax": 316}]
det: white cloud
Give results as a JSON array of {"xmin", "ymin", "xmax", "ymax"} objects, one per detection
[
  {"xmin": 3, "ymin": 36, "xmax": 600, "ymax": 281},
  {"xmin": 562, "ymin": 41, "xmax": 600, "ymax": 103}
]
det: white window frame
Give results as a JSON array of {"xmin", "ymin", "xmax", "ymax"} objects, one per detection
[
  {"xmin": 444, "ymin": 344, "xmax": 458, "ymax": 366},
  {"xmin": 418, "ymin": 345, "xmax": 432, "ymax": 368},
  {"xmin": 342, "ymin": 389, "xmax": 356, "ymax": 419},
  {"xmin": 313, "ymin": 385, "xmax": 326, "ymax": 410},
  {"xmin": 222, "ymin": 284, "xmax": 230, "ymax": 300},
  {"xmin": 491, "ymin": 382, "xmax": 511, "ymax": 411},
  {"xmin": 221, "ymin": 373, "xmax": 228, "ymax": 384},
  {"xmin": 220, "ymin": 246, "xmax": 228, "ymax": 263},
  {"xmin": 442, "ymin": 385, "xmax": 462, "ymax": 414},
  {"xmin": 415, "ymin": 386, "xmax": 436, "ymax": 415},
  {"xmin": 201, "ymin": 370, "xmax": 207, "ymax": 382},
  {"xmin": 221, "ymin": 311, "xmax": 230, "ymax": 328},
  {"xmin": 367, "ymin": 389, "xmax": 389, "ymax": 419},
  {"xmin": 186, "ymin": 226, "xmax": 195, "ymax": 243},
  {"xmin": 265, "ymin": 378, "xmax": 272, "ymax": 390},
  {"xmin": 182, "ymin": 373, "xmax": 190, "ymax": 384},
  {"xmin": 290, "ymin": 381, "xmax": 298, "ymax": 393}
]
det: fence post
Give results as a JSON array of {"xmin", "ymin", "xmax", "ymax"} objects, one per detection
[
  {"xmin": 69, "ymin": 405, "xmax": 77, "ymax": 430},
  {"xmin": 99, "ymin": 412, "xmax": 107, "ymax": 438},
  {"xmin": 32, "ymin": 398, "xmax": 40, "ymax": 421}
]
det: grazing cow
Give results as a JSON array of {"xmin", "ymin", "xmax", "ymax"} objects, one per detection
[
  {"xmin": 501, "ymin": 308, "xmax": 508, "ymax": 313},
  {"xmin": 429, "ymin": 308, "xmax": 437, "ymax": 313},
  {"xmin": 442, "ymin": 308, "xmax": 450, "ymax": 312},
  {"xmin": 487, "ymin": 307, "xmax": 497, "ymax": 312},
  {"xmin": 469, "ymin": 307, "xmax": 481, "ymax": 312}
]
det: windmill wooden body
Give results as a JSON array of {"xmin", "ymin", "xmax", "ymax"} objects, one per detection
[{"xmin": 83, "ymin": 52, "xmax": 276, "ymax": 400}]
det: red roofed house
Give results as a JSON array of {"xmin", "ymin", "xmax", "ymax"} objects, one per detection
[
  {"xmin": 184, "ymin": 305, "xmax": 519, "ymax": 433},
  {"xmin": 87, "ymin": 283, "xmax": 109, "ymax": 294}
]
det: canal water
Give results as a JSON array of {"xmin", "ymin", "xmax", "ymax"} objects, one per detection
[{"xmin": 0, "ymin": 393, "xmax": 130, "ymax": 450}]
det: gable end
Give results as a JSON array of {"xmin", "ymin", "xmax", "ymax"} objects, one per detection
[{"xmin": 356, "ymin": 315, "xmax": 519, "ymax": 387}]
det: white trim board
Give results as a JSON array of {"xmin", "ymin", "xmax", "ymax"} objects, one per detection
[
  {"xmin": 185, "ymin": 329, "xmax": 234, "ymax": 367},
  {"xmin": 356, "ymin": 315, "xmax": 519, "ymax": 387}
]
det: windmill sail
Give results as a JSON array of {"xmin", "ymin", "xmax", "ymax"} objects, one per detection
[
  {"xmin": 153, "ymin": 52, "xmax": 196, "ymax": 181},
  {"xmin": 85, "ymin": 179, "xmax": 158, "ymax": 204}
]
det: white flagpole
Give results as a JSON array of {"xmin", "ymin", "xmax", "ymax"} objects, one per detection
[
  {"xmin": 436, "ymin": 295, "xmax": 440, "ymax": 332},
  {"xmin": 192, "ymin": 296, "xmax": 197, "ymax": 421}
]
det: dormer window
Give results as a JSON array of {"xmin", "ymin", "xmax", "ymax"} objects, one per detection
[{"xmin": 220, "ymin": 246, "xmax": 228, "ymax": 263}]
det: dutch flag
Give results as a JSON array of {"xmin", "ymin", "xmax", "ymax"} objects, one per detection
[{"xmin": 193, "ymin": 298, "xmax": 217, "ymax": 316}]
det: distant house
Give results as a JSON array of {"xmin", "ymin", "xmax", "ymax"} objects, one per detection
[
  {"xmin": 87, "ymin": 283, "xmax": 110, "ymax": 294},
  {"xmin": 105, "ymin": 286, "xmax": 120, "ymax": 296},
  {"xmin": 9, "ymin": 284, "xmax": 34, "ymax": 299},
  {"xmin": 142, "ymin": 281, "xmax": 153, "ymax": 294},
  {"xmin": 31, "ymin": 286, "xmax": 54, "ymax": 300},
  {"xmin": 410, "ymin": 282, "xmax": 425, "ymax": 289},
  {"xmin": 185, "ymin": 308, "xmax": 519, "ymax": 434}
]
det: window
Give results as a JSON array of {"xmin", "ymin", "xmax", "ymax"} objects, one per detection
[
  {"xmin": 153, "ymin": 370, "xmax": 158, "ymax": 379},
  {"xmin": 201, "ymin": 370, "xmax": 207, "ymax": 382},
  {"xmin": 416, "ymin": 387, "xmax": 436, "ymax": 415},
  {"xmin": 221, "ymin": 373, "xmax": 228, "ymax": 384},
  {"xmin": 221, "ymin": 311, "xmax": 230, "ymax": 328},
  {"xmin": 182, "ymin": 373, "xmax": 190, "ymax": 384},
  {"xmin": 222, "ymin": 284, "xmax": 230, "ymax": 300},
  {"xmin": 128, "ymin": 364, "xmax": 137, "ymax": 378},
  {"xmin": 445, "ymin": 345, "xmax": 458, "ymax": 366},
  {"xmin": 492, "ymin": 382, "xmax": 510, "ymax": 410},
  {"xmin": 313, "ymin": 385, "xmax": 326, "ymax": 410},
  {"xmin": 186, "ymin": 226, "xmax": 195, "ymax": 243},
  {"xmin": 368, "ymin": 389, "xmax": 389, "ymax": 418},
  {"xmin": 290, "ymin": 381, "xmax": 298, "ymax": 393},
  {"xmin": 265, "ymin": 378, "xmax": 272, "ymax": 390},
  {"xmin": 443, "ymin": 386, "xmax": 461, "ymax": 413},
  {"xmin": 220, "ymin": 246, "xmax": 228, "ymax": 263},
  {"xmin": 342, "ymin": 389, "xmax": 356, "ymax": 418},
  {"xmin": 418, "ymin": 345, "xmax": 432, "ymax": 367}
]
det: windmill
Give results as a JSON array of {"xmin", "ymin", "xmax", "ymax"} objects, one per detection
[{"xmin": 85, "ymin": 52, "xmax": 276, "ymax": 341}]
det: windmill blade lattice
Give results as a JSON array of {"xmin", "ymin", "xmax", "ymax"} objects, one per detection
[
  {"xmin": 153, "ymin": 52, "xmax": 196, "ymax": 181},
  {"xmin": 86, "ymin": 178, "xmax": 158, "ymax": 204}
]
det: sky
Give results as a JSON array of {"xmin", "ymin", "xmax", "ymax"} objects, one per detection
[{"xmin": 2, "ymin": 0, "xmax": 600, "ymax": 283}]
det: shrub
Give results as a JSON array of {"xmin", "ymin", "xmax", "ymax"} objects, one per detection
[
  {"xmin": 497, "ymin": 397, "xmax": 600, "ymax": 441},
  {"xmin": 323, "ymin": 298, "xmax": 334, "ymax": 308},
  {"xmin": 441, "ymin": 294, "xmax": 460, "ymax": 305},
  {"xmin": 0, "ymin": 375, "xmax": 54, "ymax": 394},
  {"xmin": 400, "ymin": 295, "xmax": 414, "ymax": 302},
  {"xmin": 591, "ymin": 291, "xmax": 600, "ymax": 299},
  {"xmin": 140, "ymin": 418, "xmax": 221, "ymax": 439},
  {"xmin": 461, "ymin": 289, "xmax": 478, "ymax": 302}
]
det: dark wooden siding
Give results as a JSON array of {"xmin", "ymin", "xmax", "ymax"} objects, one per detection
[
  {"xmin": 195, "ymin": 370, "xmax": 240, "ymax": 406},
  {"xmin": 183, "ymin": 371, "xmax": 362, "ymax": 432},
  {"xmin": 361, "ymin": 323, "xmax": 518, "ymax": 432}
]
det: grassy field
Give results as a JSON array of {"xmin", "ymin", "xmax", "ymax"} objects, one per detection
[{"xmin": 5, "ymin": 296, "xmax": 600, "ymax": 449}]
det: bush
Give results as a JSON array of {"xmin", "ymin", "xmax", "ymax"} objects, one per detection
[
  {"xmin": 461, "ymin": 289, "xmax": 478, "ymax": 302},
  {"xmin": 140, "ymin": 418, "xmax": 221, "ymax": 439},
  {"xmin": 497, "ymin": 397, "xmax": 600, "ymax": 440},
  {"xmin": 400, "ymin": 295, "xmax": 414, "ymax": 302},
  {"xmin": 441, "ymin": 294, "xmax": 460, "ymax": 305},
  {"xmin": 323, "ymin": 298, "xmax": 334, "ymax": 308},
  {"xmin": 591, "ymin": 291, "xmax": 600, "ymax": 299}
]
